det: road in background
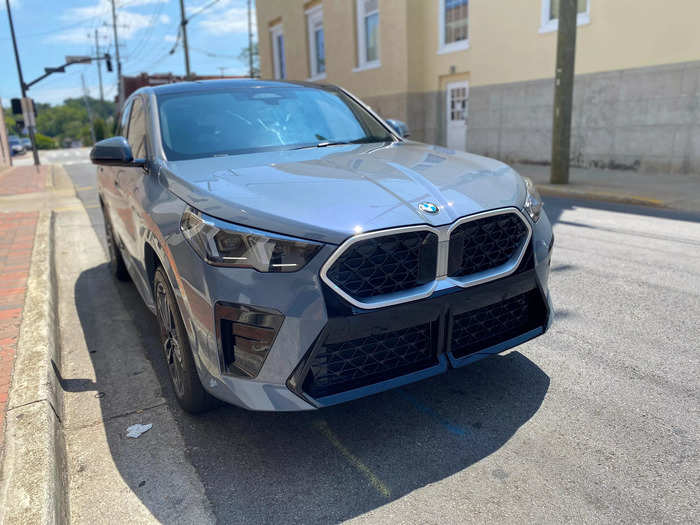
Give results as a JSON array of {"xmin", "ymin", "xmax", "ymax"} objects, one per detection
[{"xmin": 61, "ymin": 155, "xmax": 699, "ymax": 523}]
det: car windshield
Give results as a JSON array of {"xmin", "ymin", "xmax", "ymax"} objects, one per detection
[{"xmin": 156, "ymin": 85, "xmax": 396, "ymax": 160}]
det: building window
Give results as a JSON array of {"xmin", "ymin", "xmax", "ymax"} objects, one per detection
[
  {"xmin": 438, "ymin": 0, "xmax": 469, "ymax": 54},
  {"xmin": 270, "ymin": 24, "xmax": 286, "ymax": 79},
  {"xmin": 306, "ymin": 5, "xmax": 326, "ymax": 80},
  {"xmin": 355, "ymin": 0, "xmax": 380, "ymax": 71},
  {"xmin": 540, "ymin": 0, "xmax": 590, "ymax": 33}
]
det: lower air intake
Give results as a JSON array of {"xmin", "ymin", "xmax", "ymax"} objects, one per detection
[{"xmin": 303, "ymin": 323, "xmax": 435, "ymax": 398}]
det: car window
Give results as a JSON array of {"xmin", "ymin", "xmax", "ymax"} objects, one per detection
[
  {"xmin": 126, "ymin": 97, "xmax": 148, "ymax": 159},
  {"xmin": 118, "ymin": 100, "xmax": 132, "ymax": 137},
  {"xmin": 156, "ymin": 85, "xmax": 395, "ymax": 160}
]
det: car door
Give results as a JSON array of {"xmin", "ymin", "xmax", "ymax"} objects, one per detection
[
  {"xmin": 116, "ymin": 94, "xmax": 152, "ymax": 295},
  {"xmin": 99, "ymin": 99, "xmax": 132, "ymax": 247}
]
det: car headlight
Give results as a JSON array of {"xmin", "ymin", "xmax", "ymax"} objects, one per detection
[
  {"xmin": 180, "ymin": 207, "xmax": 322, "ymax": 272},
  {"xmin": 522, "ymin": 177, "xmax": 543, "ymax": 223}
]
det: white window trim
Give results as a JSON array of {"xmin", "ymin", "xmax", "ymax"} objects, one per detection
[
  {"xmin": 305, "ymin": 5, "xmax": 326, "ymax": 81},
  {"xmin": 269, "ymin": 24, "xmax": 285, "ymax": 80},
  {"xmin": 438, "ymin": 0, "xmax": 470, "ymax": 55},
  {"xmin": 355, "ymin": 0, "xmax": 380, "ymax": 71},
  {"xmin": 539, "ymin": 0, "xmax": 591, "ymax": 34}
]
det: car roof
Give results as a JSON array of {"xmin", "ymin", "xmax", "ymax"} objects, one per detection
[{"xmin": 136, "ymin": 78, "xmax": 336, "ymax": 97}]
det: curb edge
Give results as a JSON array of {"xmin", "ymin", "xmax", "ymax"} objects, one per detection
[{"xmin": 0, "ymin": 210, "xmax": 68, "ymax": 524}]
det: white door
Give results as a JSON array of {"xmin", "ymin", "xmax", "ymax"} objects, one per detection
[{"xmin": 446, "ymin": 81, "xmax": 468, "ymax": 150}]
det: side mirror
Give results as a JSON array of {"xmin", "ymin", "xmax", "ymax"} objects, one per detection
[
  {"xmin": 385, "ymin": 118, "xmax": 410, "ymax": 138},
  {"xmin": 90, "ymin": 136, "xmax": 145, "ymax": 167}
]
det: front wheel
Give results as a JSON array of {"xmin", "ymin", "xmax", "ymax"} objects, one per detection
[{"xmin": 153, "ymin": 267, "xmax": 215, "ymax": 413}]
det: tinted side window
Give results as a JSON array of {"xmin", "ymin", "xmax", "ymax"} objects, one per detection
[
  {"xmin": 126, "ymin": 97, "xmax": 148, "ymax": 159},
  {"xmin": 118, "ymin": 100, "xmax": 132, "ymax": 136}
]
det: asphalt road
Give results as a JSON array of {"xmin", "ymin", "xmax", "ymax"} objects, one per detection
[{"xmin": 63, "ymin": 160, "xmax": 699, "ymax": 523}]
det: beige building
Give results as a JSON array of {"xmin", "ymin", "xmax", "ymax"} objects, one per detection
[{"xmin": 257, "ymin": 0, "xmax": 700, "ymax": 174}]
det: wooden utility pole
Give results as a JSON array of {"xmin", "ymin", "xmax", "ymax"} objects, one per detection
[
  {"xmin": 550, "ymin": 0, "xmax": 578, "ymax": 184},
  {"xmin": 95, "ymin": 29, "xmax": 104, "ymax": 102},
  {"xmin": 110, "ymin": 0, "xmax": 124, "ymax": 109},
  {"xmin": 179, "ymin": 0, "xmax": 192, "ymax": 78},
  {"xmin": 247, "ymin": 0, "xmax": 254, "ymax": 77}
]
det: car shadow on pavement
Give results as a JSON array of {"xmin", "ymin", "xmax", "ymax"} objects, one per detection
[{"xmin": 75, "ymin": 264, "xmax": 550, "ymax": 524}]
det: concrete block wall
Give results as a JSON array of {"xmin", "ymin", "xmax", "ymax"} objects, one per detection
[{"xmin": 467, "ymin": 61, "xmax": 700, "ymax": 174}]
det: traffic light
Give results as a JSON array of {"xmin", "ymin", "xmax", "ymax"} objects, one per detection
[
  {"xmin": 105, "ymin": 53, "xmax": 113, "ymax": 72},
  {"xmin": 11, "ymin": 98, "xmax": 21, "ymax": 114}
]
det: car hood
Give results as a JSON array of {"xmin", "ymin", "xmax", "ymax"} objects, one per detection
[{"xmin": 161, "ymin": 142, "xmax": 527, "ymax": 244}]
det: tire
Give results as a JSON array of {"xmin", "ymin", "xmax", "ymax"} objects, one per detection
[
  {"xmin": 153, "ymin": 267, "xmax": 214, "ymax": 413},
  {"xmin": 102, "ymin": 206, "xmax": 130, "ymax": 281}
]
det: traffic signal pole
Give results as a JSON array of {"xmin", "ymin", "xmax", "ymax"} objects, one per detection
[{"xmin": 5, "ymin": 0, "xmax": 40, "ymax": 166}]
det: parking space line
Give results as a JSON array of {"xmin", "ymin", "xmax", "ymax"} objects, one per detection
[
  {"xmin": 398, "ymin": 389, "xmax": 469, "ymax": 438},
  {"xmin": 314, "ymin": 420, "xmax": 391, "ymax": 499}
]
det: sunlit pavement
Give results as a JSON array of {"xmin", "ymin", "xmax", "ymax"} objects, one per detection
[
  {"xmin": 10, "ymin": 147, "xmax": 91, "ymax": 167},
  {"xmin": 57, "ymin": 158, "xmax": 700, "ymax": 523}
]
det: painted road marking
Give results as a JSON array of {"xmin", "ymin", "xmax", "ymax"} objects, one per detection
[
  {"xmin": 75, "ymin": 186, "xmax": 95, "ymax": 191},
  {"xmin": 398, "ymin": 389, "xmax": 469, "ymax": 437},
  {"xmin": 314, "ymin": 420, "xmax": 391, "ymax": 499}
]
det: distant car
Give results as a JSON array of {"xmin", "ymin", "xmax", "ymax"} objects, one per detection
[
  {"xmin": 20, "ymin": 137, "xmax": 32, "ymax": 151},
  {"xmin": 91, "ymin": 80, "xmax": 554, "ymax": 413},
  {"xmin": 8, "ymin": 135, "xmax": 24, "ymax": 155}
]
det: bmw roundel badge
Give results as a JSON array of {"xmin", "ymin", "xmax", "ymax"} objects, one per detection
[{"xmin": 418, "ymin": 202, "xmax": 439, "ymax": 214}]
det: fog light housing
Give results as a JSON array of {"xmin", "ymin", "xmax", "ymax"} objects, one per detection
[{"xmin": 215, "ymin": 303, "xmax": 284, "ymax": 378}]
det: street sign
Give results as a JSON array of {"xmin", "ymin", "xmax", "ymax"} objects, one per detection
[
  {"xmin": 20, "ymin": 97, "xmax": 36, "ymax": 128},
  {"xmin": 44, "ymin": 66, "xmax": 66, "ymax": 74},
  {"xmin": 65, "ymin": 55, "xmax": 92, "ymax": 64}
]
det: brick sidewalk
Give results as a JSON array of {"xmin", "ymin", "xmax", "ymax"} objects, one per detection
[
  {"xmin": 0, "ymin": 212, "xmax": 38, "ymax": 450},
  {"xmin": 0, "ymin": 165, "xmax": 48, "ymax": 196}
]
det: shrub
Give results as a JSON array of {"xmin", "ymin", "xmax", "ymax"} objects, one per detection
[{"xmin": 34, "ymin": 133, "xmax": 57, "ymax": 150}]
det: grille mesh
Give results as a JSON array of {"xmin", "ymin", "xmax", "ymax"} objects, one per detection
[
  {"xmin": 451, "ymin": 292, "xmax": 532, "ymax": 359},
  {"xmin": 326, "ymin": 231, "xmax": 437, "ymax": 300},
  {"xmin": 448, "ymin": 213, "xmax": 528, "ymax": 278},
  {"xmin": 303, "ymin": 324, "xmax": 435, "ymax": 398}
]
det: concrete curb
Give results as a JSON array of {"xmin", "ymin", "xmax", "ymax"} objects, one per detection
[
  {"xmin": 535, "ymin": 183, "xmax": 666, "ymax": 208},
  {"xmin": 0, "ymin": 211, "xmax": 68, "ymax": 524}
]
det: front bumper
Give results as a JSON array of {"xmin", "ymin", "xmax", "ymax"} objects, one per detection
[{"xmin": 172, "ymin": 210, "xmax": 554, "ymax": 411}]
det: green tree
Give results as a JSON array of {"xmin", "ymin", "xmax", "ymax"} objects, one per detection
[
  {"xmin": 93, "ymin": 117, "xmax": 107, "ymax": 142},
  {"xmin": 34, "ymin": 133, "xmax": 57, "ymax": 150},
  {"xmin": 238, "ymin": 42, "xmax": 259, "ymax": 77}
]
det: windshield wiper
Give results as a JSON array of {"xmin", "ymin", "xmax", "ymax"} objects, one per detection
[{"xmin": 289, "ymin": 137, "xmax": 394, "ymax": 151}]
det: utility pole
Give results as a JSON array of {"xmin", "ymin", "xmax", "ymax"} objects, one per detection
[
  {"xmin": 550, "ymin": 0, "xmax": 578, "ymax": 184},
  {"xmin": 95, "ymin": 29, "xmax": 104, "ymax": 102},
  {"xmin": 81, "ymin": 74, "xmax": 96, "ymax": 145},
  {"xmin": 110, "ymin": 0, "xmax": 124, "ymax": 109},
  {"xmin": 247, "ymin": 0, "xmax": 254, "ymax": 77},
  {"xmin": 179, "ymin": 0, "xmax": 192, "ymax": 78},
  {"xmin": 5, "ymin": 0, "xmax": 40, "ymax": 166}
]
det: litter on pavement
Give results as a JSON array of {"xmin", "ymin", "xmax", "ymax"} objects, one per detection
[{"xmin": 126, "ymin": 423, "xmax": 153, "ymax": 438}]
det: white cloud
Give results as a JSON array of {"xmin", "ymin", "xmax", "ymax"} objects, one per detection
[
  {"xmin": 50, "ymin": 0, "xmax": 171, "ymax": 43},
  {"xmin": 164, "ymin": 34, "xmax": 177, "ymax": 43},
  {"xmin": 196, "ymin": 0, "xmax": 256, "ymax": 36}
]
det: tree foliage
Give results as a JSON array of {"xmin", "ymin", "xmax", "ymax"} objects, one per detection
[
  {"xmin": 34, "ymin": 97, "xmax": 116, "ymax": 146},
  {"xmin": 238, "ymin": 42, "xmax": 260, "ymax": 77}
]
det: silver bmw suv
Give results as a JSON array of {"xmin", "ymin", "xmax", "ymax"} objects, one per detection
[{"xmin": 91, "ymin": 80, "xmax": 554, "ymax": 413}]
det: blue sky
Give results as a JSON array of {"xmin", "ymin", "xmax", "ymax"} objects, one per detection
[{"xmin": 1, "ymin": 0, "xmax": 256, "ymax": 106}]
